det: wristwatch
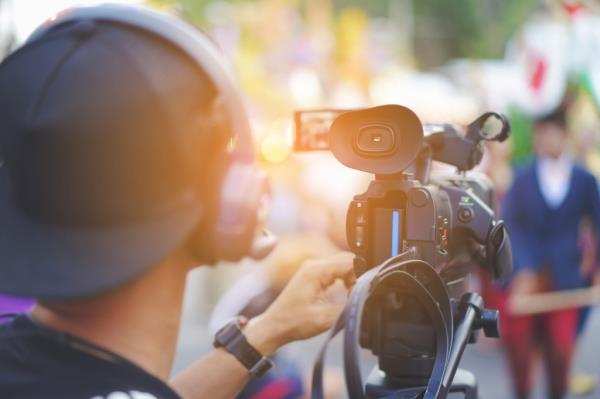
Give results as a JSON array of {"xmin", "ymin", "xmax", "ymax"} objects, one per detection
[{"xmin": 213, "ymin": 317, "xmax": 273, "ymax": 378}]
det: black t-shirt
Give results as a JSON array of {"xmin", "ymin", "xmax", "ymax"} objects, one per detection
[{"xmin": 0, "ymin": 314, "xmax": 182, "ymax": 399}]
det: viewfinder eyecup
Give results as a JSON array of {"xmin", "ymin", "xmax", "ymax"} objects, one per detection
[{"xmin": 329, "ymin": 105, "xmax": 424, "ymax": 175}]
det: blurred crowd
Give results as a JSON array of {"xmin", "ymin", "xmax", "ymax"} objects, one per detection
[
  {"xmin": 175, "ymin": 2, "xmax": 600, "ymax": 398},
  {"xmin": 142, "ymin": 0, "xmax": 600, "ymax": 228}
]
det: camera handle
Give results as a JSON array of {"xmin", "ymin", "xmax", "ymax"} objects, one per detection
[
  {"xmin": 312, "ymin": 258, "xmax": 452, "ymax": 399},
  {"xmin": 364, "ymin": 292, "xmax": 499, "ymax": 399},
  {"xmin": 312, "ymin": 253, "xmax": 421, "ymax": 398},
  {"xmin": 311, "ymin": 263, "xmax": 500, "ymax": 399},
  {"xmin": 346, "ymin": 262, "xmax": 452, "ymax": 399},
  {"xmin": 311, "ymin": 265, "xmax": 379, "ymax": 399}
]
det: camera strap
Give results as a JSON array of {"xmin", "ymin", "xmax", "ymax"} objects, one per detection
[
  {"xmin": 312, "ymin": 254, "xmax": 411, "ymax": 399},
  {"xmin": 311, "ymin": 259, "xmax": 454, "ymax": 399},
  {"xmin": 311, "ymin": 265, "xmax": 380, "ymax": 399},
  {"xmin": 353, "ymin": 270, "xmax": 450, "ymax": 399}
]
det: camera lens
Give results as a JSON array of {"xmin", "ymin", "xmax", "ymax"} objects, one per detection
[{"xmin": 355, "ymin": 124, "xmax": 396, "ymax": 156}]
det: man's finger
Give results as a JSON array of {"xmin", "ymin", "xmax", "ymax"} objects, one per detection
[
  {"xmin": 325, "ymin": 303, "xmax": 345, "ymax": 323},
  {"xmin": 310, "ymin": 252, "xmax": 355, "ymax": 288}
]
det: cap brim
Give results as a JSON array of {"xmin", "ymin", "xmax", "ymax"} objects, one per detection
[{"xmin": 0, "ymin": 169, "xmax": 202, "ymax": 299}]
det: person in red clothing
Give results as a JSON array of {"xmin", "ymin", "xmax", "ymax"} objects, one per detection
[{"xmin": 500, "ymin": 108, "xmax": 600, "ymax": 399}]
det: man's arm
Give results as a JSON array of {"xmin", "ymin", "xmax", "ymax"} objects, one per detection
[
  {"xmin": 170, "ymin": 253, "xmax": 354, "ymax": 399},
  {"xmin": 170, "ymin": 347, "xmax": 253, "ymax": 399}
]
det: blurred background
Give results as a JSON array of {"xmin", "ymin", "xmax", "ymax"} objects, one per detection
[{"xmin": 2, "ymin": 0, "xmax": 600, "ymax": 398}]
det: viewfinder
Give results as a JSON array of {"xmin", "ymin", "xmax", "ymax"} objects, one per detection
[{"xmin": 355, "ymin": 124, "xmax": 396, "ymax": 156}]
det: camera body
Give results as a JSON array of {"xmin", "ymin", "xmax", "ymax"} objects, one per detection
[
  {"xmin": 347, "ymin": 173, "xmax": 496, "ymax": 278},
  {"xmin": 295, "ymin": 104, "xmax": 512, "ymax": 396},
  {"xmin": 295, "ymin": 104, "xmax": 511, "ymax": 281}
]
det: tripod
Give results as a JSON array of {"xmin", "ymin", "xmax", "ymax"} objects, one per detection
[{"xmin": 364, "ymin": 293, "xmax": 500, "ymax": 399}]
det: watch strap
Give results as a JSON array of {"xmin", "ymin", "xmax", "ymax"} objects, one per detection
[{"xmin": 214, "ymin": 318, "xmax": 273, "ymax": 378}]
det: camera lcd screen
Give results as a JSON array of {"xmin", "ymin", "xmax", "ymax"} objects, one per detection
[
  {"xmin": 293, "ymin": 109, "xmax": 347, "ymax": 151},
  {"xmin": 371, "ymin": 208, "xmax": 403, "ymax": 266}
]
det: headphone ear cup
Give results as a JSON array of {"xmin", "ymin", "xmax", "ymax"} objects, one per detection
[
  {"xmin": 187, "ymin": 161, "xmax": 268, "ymax": 263},
  {"xmin": 213, "ymin": 163, "xmax": 269, "ymax": 261}
]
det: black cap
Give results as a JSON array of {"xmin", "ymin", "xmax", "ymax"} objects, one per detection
[{"xmin": 0, "ymin": 18, "xmax": 222, "ymax": 298}]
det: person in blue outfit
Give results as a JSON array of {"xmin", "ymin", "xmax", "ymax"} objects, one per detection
[{"xmin": 501, "ymin": 107, "xmax": 600, "ymax": 399}]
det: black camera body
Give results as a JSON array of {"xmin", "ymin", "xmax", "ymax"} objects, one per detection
[
  {"xmin": 296, "ymin": 104, "xmax": 513, "ymax": 398},
  {"xmin": 324, "ymin": 105, "xmax": 511, "ymax": 281},
  {"xmin": 347, "ymin": 174, "xmax": 496, "ymax": 277}
]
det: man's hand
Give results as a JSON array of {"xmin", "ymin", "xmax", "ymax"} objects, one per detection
[
  {"xmin": 172, "ymin": 253, "xmax": 354, "ymax": 399},
  {"xmin": 244, "ymin": 252, "xmax": 355, "ymax": 356}
]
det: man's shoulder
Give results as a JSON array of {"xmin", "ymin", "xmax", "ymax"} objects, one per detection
[{"xmin": 0, "ymin": 316, "xmax": 181, "ymax": 399}]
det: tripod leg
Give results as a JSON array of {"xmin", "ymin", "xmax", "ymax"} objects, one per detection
[{"xmin": 449, "ymin": 369, "xmax": 478, "ymax": 399}]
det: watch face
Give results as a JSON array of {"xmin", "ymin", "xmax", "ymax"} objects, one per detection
[
  {"xmin": 214, "ymin": 318, "xmax": 242, "ymax": 347},
  {"xmin": 213, "ymin": 316, "xmax": 272, "ymax": 378}
]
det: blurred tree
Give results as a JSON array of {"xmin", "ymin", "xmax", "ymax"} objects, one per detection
[
  {"xmin": 413, "ymin": 0, "xmax": 539, "ymax": 68},
  {"xmin": 149, "ymin": 0, "xmax": 539, "ymax": 69},
  {"xmin": 148, "ymin": 0, "xmax": 213, "ymax": 25}
]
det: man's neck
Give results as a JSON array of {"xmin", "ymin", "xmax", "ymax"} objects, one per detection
[{"xmin": 31, "ymin": 256, "xmax": 190, "ymax": 380}]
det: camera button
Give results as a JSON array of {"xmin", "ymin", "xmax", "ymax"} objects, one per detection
[
  {"xmin": 355, "ymin": 225, "xmax": 365, "ymax": 248},
  {"xmin": 458, "ymin": 207, "xmax": 473, "ymax": 223},
  {"xmin": 356, "ymin": 202, "xmax": 367, "ymax": 224},
  {"xmin": 409, "ymin": 189, "xmax": 429, "ymax": 208}
]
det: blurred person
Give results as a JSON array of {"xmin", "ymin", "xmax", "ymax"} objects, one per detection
[
  {"xmin": 0, "ymin": 5, "xmax": 354, "ymax": 399},
  {"xmin": 210, "ymin": 235, "xmax": 345, "ymax": 399},
  {"xmin": 501, "ymin": 107, "xmax": 600, "ymax": 399}
]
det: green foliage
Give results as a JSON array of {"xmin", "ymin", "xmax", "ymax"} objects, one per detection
[
  {"xmin": 507, "ymin": 106, "xmax": 534, "ymax": 166},
  {"xmin": 147, "ymin": 0, "xmax": 539, "ymax": 66},
  {"xmin": 147, "ymin": 0, "xmax": 214, "ymax": 24},
  {"xmin": 413, "ymin": 0, "xmax": 539, "ymax": 67}
]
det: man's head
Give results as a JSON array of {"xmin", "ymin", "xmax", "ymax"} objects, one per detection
[
  {"xmin": 532, "ymin": 108, "xmax": 568, "ymax": 159},
  {"xmin": 0, "ymin": 5, "xmax": 272, "ymax": 300}
]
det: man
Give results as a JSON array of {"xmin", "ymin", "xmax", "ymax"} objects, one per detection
[
  {"xmin": 0, "ymin": 5, "xmax": 354, "ymax": 399},
  {"xmin": 501, "ymin": 107, "xmax": 600, "ymax": 399},
  {"xmin": 209, "ymin": 235, "xmax": 346, "ymax": 399}
]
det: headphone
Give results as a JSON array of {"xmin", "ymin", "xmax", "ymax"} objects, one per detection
[{"xmin": 29, "ymin": 4, "xmax": 275, "ymax": 263}]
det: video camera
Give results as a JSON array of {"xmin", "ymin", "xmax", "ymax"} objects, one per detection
[{"xmin": 294, "ymin": 105, "xmax": 513, "ymax": 399}]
